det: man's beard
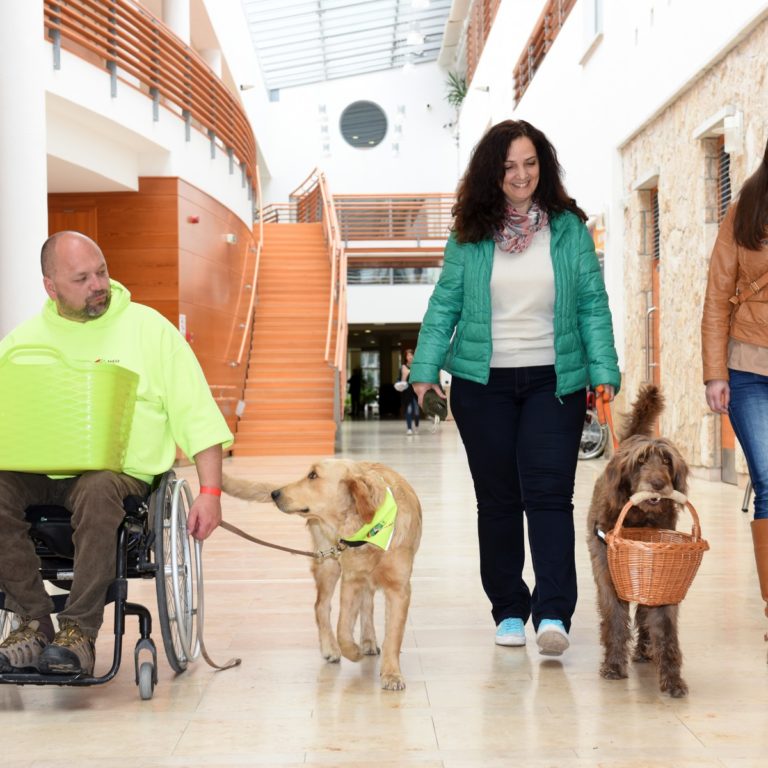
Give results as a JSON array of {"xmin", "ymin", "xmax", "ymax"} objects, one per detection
[{"xmin": 58, "ymin": 289, "xmax": 111, "ymax": 322}]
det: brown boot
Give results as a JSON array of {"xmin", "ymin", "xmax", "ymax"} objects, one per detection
[{"xmin": 750, "ymin": 518, "xmax": 768, "ymax": 618}]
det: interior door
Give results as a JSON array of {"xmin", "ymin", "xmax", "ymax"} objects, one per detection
[{"xmin": 48, "ymin": 204, "xmax": 98, "ymax": 239}]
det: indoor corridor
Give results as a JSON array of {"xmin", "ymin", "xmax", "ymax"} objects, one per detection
[{"xmin": 2, "ymin": 419, "xmax": 766, "ymax": 768}]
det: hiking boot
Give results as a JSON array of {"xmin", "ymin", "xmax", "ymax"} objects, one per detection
[
  {"xmin": 38, "ymin": 620, "xmax": 95, "ymax": 675},
  {"xmin": 0, "ymin": 619, "xmax": 50, "ymax": 672}
]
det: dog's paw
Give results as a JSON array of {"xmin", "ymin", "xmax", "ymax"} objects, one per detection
[
  {"xmin": 339, "ymin": 641, "xmax": 363, "ymax": 662},
  {"xmin": 600, "ymin": 662, "xmax": 628, "ymax": 680},
  {"xmin": 632, "ymin": 648, "xmax": 653, "ymax": 663},
  {"xmin": 661, "ymin": 676, "xmax": 688, "ymax": 698},
  {"xmin": 381, "ymin": 673, "xmax": 406, "ymax": 691},
  {"xmin": 320, "ymin": 637, "xmax": 341, "ymax": 663},
  {"xmin": 361, "ymin": 639, "xmax": 381, "ymax": 656}
]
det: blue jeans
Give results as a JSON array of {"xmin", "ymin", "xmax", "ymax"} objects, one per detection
[
  {"xmin": 404, "ymin": 392, "xmax": 419, "ymax": 430},
  {"xmin": 450, "ymin": 366, "xmax": 585, "ymax": 631},
  {"xmin": 728, "ymin": 368, "xmax": 768, "ymax": 519}
]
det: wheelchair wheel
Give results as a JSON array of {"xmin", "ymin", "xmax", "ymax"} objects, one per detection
[
  {"xmin": 138, "ymin": 661, "xmax": 155, "ymax": 700},
  {"xmin": 579, "ymin": 409, "xmax": 609, "ymax": 460},
  {"xmin": 152, "ymin": 474, "xmax": 200, "ymax": 673},
  {"xmin": 0, "ymin": 609, "xmax": 12, "ymax": 642}
]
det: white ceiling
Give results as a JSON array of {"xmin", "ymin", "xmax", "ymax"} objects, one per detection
[{"xmin": 240, "ymin": 0, "xmax": 453, "ymax": 92}]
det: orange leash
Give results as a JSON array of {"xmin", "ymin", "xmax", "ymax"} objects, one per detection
[{"xmin": 595, "ymin": 385, "xmax": 619, "ymax": 451}]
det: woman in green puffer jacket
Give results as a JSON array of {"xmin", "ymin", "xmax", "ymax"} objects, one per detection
[{"xmin": 410, "ymin": 120, "xmax": 620, "ymax": 656}]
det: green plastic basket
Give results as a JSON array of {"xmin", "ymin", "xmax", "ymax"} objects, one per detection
[{"xmin": 0, "ymin": 345, "xmax": 138, "ymax": 474}]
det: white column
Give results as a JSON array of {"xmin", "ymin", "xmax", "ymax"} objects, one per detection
[
  {"xmin": 0, "ymin": 4, "xmax": 48, "ymax": 336},
  {"xmin": 162, "ymin": 0, "xmax": 191, "ymax": 45},
  {"xmin": 200, "ymin": 48, "xmax": 222, "ymax": 78}
]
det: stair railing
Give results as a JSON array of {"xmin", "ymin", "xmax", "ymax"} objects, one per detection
[
  {"xmin": 233, "ymin": 164, "xmax": 263, "ymax": 368},
  {"xmin": 288, "ymin": 169, "xmax": 348, "ymax": 422}
]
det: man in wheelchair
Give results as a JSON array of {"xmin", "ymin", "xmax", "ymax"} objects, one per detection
[{"xmin": 0, "ymin": 231, "xmax": 233, "ymax": 676}]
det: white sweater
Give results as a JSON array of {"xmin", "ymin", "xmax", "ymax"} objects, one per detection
[{"xmin": 489, "ymin": 227, "xmax": 555, "ymax": 368}]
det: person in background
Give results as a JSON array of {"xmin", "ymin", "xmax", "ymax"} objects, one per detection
[
  {"xmin": 347, "ymin": 367, "xmax": 363, "ymax": 418},
  {"xmin": 0, "ymin": 231, "xmax": 232, "ymax": 676},
  {"xmin": 409, "ymin": 120, "xmax": 620, "ymax": 655},
  {"xmin": 399, "ymin": 348, "xmax": 420, "ymax": 435},
  {"xmin": 702, "ymin": 136, "xmax": 768, "ymax": 627}
]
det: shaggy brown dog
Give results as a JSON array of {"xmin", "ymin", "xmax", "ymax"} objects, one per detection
[
  {"xmin": 222, "ymin": 459, "xmax": 422, "ymax": 691},
  {"xmin": 586, "ymin": 384, "xmax": 691, "ymax": 697}
]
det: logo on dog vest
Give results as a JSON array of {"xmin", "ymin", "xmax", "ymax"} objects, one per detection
[{"xmin": 345, "ymin": 487, "xmax": 397, "ymax": 550}]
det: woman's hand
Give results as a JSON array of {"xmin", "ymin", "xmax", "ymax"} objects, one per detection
[
  {"xmin": 412, "ymin": 382, "xmax": 445, "ymax": 407},
  {"xmin": 595, "ymin": 384, "xmax": 615, "ymax": 402},
  {"xmin": 705, "ymin": 379, "xmax": 730, "ymax": 413}
]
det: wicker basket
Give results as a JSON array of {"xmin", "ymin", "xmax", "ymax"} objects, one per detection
[{"xmin": 605, "ymin": 492, "xmax": 709, "ymax": 606}]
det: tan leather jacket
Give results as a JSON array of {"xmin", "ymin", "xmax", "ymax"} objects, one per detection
[{"xmin": 701, "ymin": 206, "xmax": 768, "ymax": 382}]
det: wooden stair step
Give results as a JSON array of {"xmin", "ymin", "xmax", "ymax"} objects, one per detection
[{"xmin": 235, "ymin": 222, "xmax": 339, "ymax": 456}]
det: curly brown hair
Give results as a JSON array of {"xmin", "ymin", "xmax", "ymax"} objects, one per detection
[
  {"xmin": 733, "ymin": 137, "xmax": 768, "ymax": 250},
  {"xmin": 452, "ymin": 120, "xmax": 587, "ymax": 244}
]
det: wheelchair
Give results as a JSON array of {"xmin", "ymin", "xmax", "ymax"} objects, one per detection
[{"xmin": 0, "ymin": 470, "xmax": 204, "ymax": 700}]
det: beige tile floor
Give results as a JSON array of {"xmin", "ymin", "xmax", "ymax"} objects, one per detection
[{"xmin": 2, "ymin": 418, "xmax": 768, "ymax": 767}]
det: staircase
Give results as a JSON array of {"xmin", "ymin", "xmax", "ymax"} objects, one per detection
[{"xmin": 233, "ymin": 223, "xmax": 338, "ymax": 456}]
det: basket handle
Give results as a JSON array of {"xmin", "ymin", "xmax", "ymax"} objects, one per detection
[
  {"xmin": 0, "ymin": 345, "xmax": 68, "ymax": 366},
  {"xmin": 612, "ymin": 491, "xmax": 702, "ymax": 541}
]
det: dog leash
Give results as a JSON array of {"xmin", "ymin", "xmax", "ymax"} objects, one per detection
[
  {"xmin": 218, "ymin": 520, "xmax": 348, "ymax": 560},
  {"xmin": 595, "ymin": 384, "xmax": 619, "ymax": 451}
]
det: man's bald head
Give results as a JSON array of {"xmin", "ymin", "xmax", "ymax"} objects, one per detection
[{"xmin": 41, "ymin": 232, "xmax": 112, "ymax": 322}]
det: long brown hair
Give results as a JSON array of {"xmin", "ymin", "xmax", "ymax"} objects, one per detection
[
  {"xmin": 733, "ymin": 137, "xmax": 768, "ymax": 250},
  {"xmin": 452, "ymin": 120, "xmax": 586, "ymax": 244}
]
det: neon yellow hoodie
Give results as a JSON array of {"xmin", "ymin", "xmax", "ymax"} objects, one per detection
[{"xmin": 0, "ymin": 281, "xmax": 233, "ymax": 483}]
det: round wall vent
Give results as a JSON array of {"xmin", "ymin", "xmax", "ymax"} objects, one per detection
[{"xmin": 340, "ymin": 101, "xmax": 388, "ymax": 148}]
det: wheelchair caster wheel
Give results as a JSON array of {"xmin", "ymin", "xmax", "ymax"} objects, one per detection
[{"xmin": 138, "ymin": 661, "xmax": 155, "ymax": 700}]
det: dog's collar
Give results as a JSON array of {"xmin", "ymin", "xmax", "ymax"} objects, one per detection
[
  {"xmin": 595, "ymin": 527, "xmax": 607, "ymax": 545},
  {"xmin": 339, "ymin": 487, "xmax": 398, "ymax": 551}
]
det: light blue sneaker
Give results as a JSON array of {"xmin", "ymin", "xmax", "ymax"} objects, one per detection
[
  {"xmin": 495, "ymin": 617, "xmax": 526, "ymax": 647},
  {"xmin": 536, "ymin": 619, "xmax": 569, "ymax": 656}
]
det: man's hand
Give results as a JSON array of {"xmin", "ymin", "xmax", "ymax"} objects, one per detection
[
  {"xmin": 412, "ymin": 382, "xmax": 446, "ymax": 407},
  {"xmin": 186, "ymin": 492, "xmax": 222, "ymax": 540},
  {"xmin": 190, "ymin": 443, "xmax": 224, "ymax": 540},
  {"xmin": 705, "ymin": 379, "xmax": 730, "ymax": 414}
]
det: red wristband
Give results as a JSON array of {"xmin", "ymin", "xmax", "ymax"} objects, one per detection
[{"xmin": 199, "ymin": 486, "xmax": 221, "ymax": 497}]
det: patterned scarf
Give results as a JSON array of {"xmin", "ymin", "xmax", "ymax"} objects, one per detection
[{"xmin": 494, "ymin": 201, "xmax": 549, "ymax": 253}]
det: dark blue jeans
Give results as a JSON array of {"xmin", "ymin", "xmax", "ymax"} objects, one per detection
[
  {"xmin": 450, "ymin": 366, "xmax": 585, "ymax": 631},
  {"xmin": 404, "ymin": 391, "xmax": 420, "ymax": 430},
  {"xmin": 728, "ymin": 368, "xmax": 768, "ymax": 519}
]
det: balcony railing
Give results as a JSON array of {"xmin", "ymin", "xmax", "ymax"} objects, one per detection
[
  {"xmin": 43, "ymin": 0, "xmax": 256, "ymax": 194},
  {"xmin": 333, "ymin": 194, "xmax": 454, "ymax": 244},
  {"xmin": 466, "ymin": 0, "xmax": 502, "ymax": 88},
  {"xmin": 513, "ymin": 0, "xmax": 577, "ymax": 105}
]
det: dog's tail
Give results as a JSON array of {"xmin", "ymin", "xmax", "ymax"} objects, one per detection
[
  {"xmin": 221, "ymin": 473, "xmax": 274, "ymax": 503},
  {"xmin": 617, "ymin": 384, "xmax": 664, "ymax": 441}
]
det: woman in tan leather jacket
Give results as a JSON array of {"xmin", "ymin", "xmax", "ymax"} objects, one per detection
[{"xmin": 701, "ymin": 136, "xmax": 768, "ymax": 622}]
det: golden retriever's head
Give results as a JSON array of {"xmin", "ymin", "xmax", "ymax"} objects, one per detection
[
  {"xmin": 270, "ymin": 459, "xmax": 388, "ymax": 535},
  {"xmin": 603, "ymin": 435, "xmax": 689, "ymax": 521}
]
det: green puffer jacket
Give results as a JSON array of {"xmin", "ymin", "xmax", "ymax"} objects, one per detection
[{"xmin": 410, "ymin": 210, "xmax": 621, "ymax": 398}]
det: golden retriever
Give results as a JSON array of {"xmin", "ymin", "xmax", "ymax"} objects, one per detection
[
  {"xmin": 222, "ymin": 459, "xmax": 422, "ymax": 691},
  {"xmin": 586, "ymin": 384, "xmax": 691, "ymax": 697}
]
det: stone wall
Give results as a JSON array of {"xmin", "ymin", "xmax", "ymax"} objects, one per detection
[{"xmin": 619, "ymin": 18, "xmax": 768, "ymax": 476}]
